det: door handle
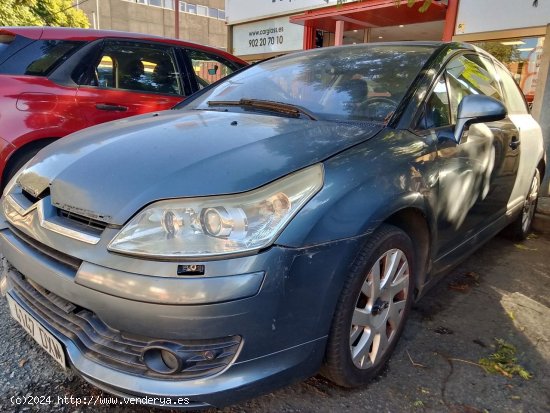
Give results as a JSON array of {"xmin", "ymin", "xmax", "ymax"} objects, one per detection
[
  {"xmin": 509, "ymin": 136, "xmax": 520, "ymax": 150},
  {"xmin": 95, "ymin": 103, "xmax": 128, "ymax": 112}
]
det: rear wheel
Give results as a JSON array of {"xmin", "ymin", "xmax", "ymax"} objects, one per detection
[
  {"xmin": 507, "ymin": 169, "xmax": 540, "ymax": 241},
  {"xmin": 322, "ymin": 224, "xmax": 415, "ymax": 387}
]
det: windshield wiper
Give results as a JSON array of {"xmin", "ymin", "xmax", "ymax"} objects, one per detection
[{"xmin": 206, "ymin": 99, "xmax": 317, "ymax": 120}]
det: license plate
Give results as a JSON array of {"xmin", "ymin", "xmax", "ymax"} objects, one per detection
[{"xmin": 7, "ymin": 294, "xmax": 66, "ymax": 369}]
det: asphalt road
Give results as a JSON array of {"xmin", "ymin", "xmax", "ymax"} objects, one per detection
[{"xmin": 1, "ymin": 231, "xmax": 549, "ymax": 413}]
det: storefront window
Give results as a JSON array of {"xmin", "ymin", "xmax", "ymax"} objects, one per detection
[{"xmin": 474, "ymin": 36, "xmax": 545, "ymax": 105}]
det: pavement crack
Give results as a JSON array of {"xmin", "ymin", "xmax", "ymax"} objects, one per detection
[{"xmin": 437, "ymin": 351, "xmax": 454, "ymax": 410}]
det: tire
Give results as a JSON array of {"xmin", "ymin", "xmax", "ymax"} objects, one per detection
[
  {"xmin": 321, "ymin": 224, "xmax": 415, "ymax": 388},
  {"xmin": 507, "ymin": 169, "xmax": 540, "ymax": 241}
]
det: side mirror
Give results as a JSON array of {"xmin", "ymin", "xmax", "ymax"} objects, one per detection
[{"xmin": 454, "ymin": 94, "xmax": 507, "ymax": 142}]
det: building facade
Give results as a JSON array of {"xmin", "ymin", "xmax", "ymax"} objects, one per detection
[
  {"xmin": 79, "ymin": 0, "xmax": 228, "ymax": 50},
  {"xmin": 225, "ymin": 0, "xmax": 457, "ymax": 61}
]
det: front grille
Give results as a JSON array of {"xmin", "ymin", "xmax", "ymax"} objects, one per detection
[
  {"xmin": 10, "ymin": 226, "xmax": 82, "ymax": 271},
  {"xmin": 57, "ymin": 209, "xmax": 108, "ymax": 233},
  {"xmin": 8, "ymin": 270, "xmax": 241, "ymax": 380}
]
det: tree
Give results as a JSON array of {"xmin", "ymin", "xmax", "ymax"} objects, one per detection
[
  {"xmin": 473, "ymin": 42, "xmax": 521, "ymax": 64},
  {"xmin": 34, "ymin": 0, "xmax": 89, "ymax": 28},
  {"xmin": 336, "ymin": 0, "xmax": 434, "ymax": 13},
  {"xmin": 0, "ymin": 0, "xmax": 89, "ymax": 28},
  {"xmin": 337, "ymin": 0, "xmax": 540, "ymax": 13},
  {"xmin": 0, "ymin": 1, "xmax": 42, "ymax": 26}
]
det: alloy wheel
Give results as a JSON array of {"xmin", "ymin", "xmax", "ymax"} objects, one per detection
[{"xmin": 349, "ymin": 248, "xmax": 410, "ymax": 369}]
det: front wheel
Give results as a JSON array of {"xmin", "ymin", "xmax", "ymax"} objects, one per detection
[{"xmin": 321, "ymin": 224, "xmax": 415, "ymax": 387}]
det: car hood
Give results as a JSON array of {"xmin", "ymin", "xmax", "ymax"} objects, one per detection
[{"xmin": 17, "ymin": 110, "xmax": 383, "ymax": 225}]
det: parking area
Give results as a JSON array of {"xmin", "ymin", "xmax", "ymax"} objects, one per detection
[{"xmin": 1, "ymin": 230, "xmax": 549, "ymax": 413}]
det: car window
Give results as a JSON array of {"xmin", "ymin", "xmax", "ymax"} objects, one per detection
[
  {"xmin": 0, "ymin": 34, "xmax": 15, "ymax": 59},
  {"xmin": 446, "ymin": 54, "xmax": 503, "ymax": 123},
  {"xmin": 84, "ymin": 41, "xmax": 182, "ymax": 96},
  {"xmin": 495, "ymin": 64, "xmax": 529, "ymax": 115},
  {"xmin": 0, "ymin": 39, "xmax": 84, "ymax": 76},
  {"xmin": 186, "ymin": 49, "xmax": 241, "ymax": 89},
  {"xmin": 418, "ymin": 75, "xmax": 451, "ymax": 130}
]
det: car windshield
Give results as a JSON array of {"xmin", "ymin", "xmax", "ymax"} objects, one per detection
[{"xmin": 185, "ymin": 44, "xmax": 435, "ymax": 122}]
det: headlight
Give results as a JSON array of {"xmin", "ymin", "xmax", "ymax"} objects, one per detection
[{"xmin": 108, "ymin": 164, "xmax": 324, "ymax": 258}]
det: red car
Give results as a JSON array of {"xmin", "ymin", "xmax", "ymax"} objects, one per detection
[{"xmin": 0, "ymin": 27, "xmax": 247, "ymax": 188}]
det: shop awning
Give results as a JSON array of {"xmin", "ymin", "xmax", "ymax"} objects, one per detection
[{"xmin": 289, "ymin": 0, "xmax": 448, "ymax": 32}]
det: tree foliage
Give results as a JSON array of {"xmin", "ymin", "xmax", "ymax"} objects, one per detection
[
  {"xmin": 473, "ymin": 42, "xmax": 521, "ymax": 63},
  {"xmin": 338, "ymin": 0, "xmax": 540, "ymax": 13},
  {"xmin": 336, "ymin": 0, "xmax": 434, "ymax": 13},
  {"xmin": 0, "ymin": 0, "xmax": 42, "ymax": 26},
  {"xmin": 0, "ymin": 0, "xmax": 89, "ymax": 28}
]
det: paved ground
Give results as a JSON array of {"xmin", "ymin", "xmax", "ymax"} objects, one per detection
[{"xmin": 1, "ymin": 231, "xmax": 549, "ymax": 413}]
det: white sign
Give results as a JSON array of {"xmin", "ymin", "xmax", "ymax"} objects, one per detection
[
  {"xmin": 226, "ymin": 0, "xmax": 337, "ymax": 25},
  {"xmin": 233, "ymin": 16, "xmax": 305, "ymax": 56},
  {"xmin": 456, "ymin": 0, "xmax": 550, "ymax": 34}
]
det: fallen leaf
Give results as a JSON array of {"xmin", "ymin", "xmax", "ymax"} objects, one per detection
[
  {"xmin": 448, "ymin": 281, "xmax": 471, "ymax": 292},
  {"xmin": 412, "ymin": 400, "xmax": 425, "ymax": 408},
  {"xmin": 465, "ymin": 271, "xmax": 480, "ymax": 281},
  {"xmin": 514, "ymin": 244, "xmax": 537, "ymax": 251},
  {"xmin": 434, "ymin": 326, "xmax": 454, "ymax": 335}
]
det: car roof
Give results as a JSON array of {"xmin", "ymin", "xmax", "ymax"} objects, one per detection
[
  {"xmin": 280, "ymin": 41, "xmax": 478, "ymax": 60},
  {"xmin": 0, "ymin": 26, "xmax": 247, "ymax": 65}
]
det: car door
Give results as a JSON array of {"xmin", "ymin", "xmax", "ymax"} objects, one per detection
[
  {"xmin": 493, "ymin": 62, "xmax": 540, "ymax": 211},
  {"xmin": 75, "ymin": 40, "xmax": 190, "ymax": 127},
  {"xmin": 417, "ymin": 53, "xmax": 520, "ymax": 259}
]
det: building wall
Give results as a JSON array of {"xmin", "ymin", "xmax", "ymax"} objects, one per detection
[
  {"xmin": 79, "ymin": 0, "xmax": 227, "ymax": 49},
  {"xmin": 226, "ymin": 0, "xmax": 338, "ymax": 25},
  {"xmin": 455, "ymin": 0, "xmax": 550, "ymax": 36}
]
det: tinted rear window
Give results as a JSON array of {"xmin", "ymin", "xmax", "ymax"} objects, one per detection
[
  {"xmin": 0, "ymin": 39, "xmax": 84, "ymax": 76},
  {"xmin": 0, "ymin": 34, "xmax": 15, "ymax": 58}
]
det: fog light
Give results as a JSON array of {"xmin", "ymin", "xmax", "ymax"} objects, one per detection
[
  {"xmin": 142, "ymin": 346, "xmax": 183, "ymax": 375},
  {"xmin": 161, "ymin": 349, "xmax": 179, "ymax": 371}
]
